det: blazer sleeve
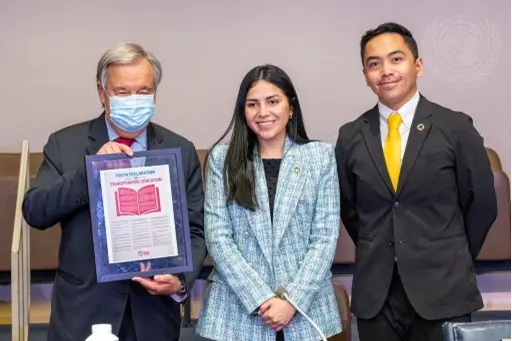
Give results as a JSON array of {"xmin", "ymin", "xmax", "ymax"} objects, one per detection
[
  {"xmin": 182, "ymin": 141, "xmax": 207, "ymax": 292},
  {"xmin": 22, "ymin": 133, "xmax": 89, "ymax": 229},
  {"xmin": 285, "ymin": 146, "xmax": 340, "ymax": 313},
  {"xmin": 204, "ymin": 146, "xmax": 275, "ymax": 314},
  {"xmin": 455, "ymin": 115, "xmax": 498, "ymax": 260},
  {"xmin": 335, "ymin": 128, "xmax": 359, "ymax": 243}
]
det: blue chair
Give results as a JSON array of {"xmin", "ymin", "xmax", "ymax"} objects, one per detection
[{"xmin": 443, "ymin": 320, "xmax": 511, "ymax": 341}]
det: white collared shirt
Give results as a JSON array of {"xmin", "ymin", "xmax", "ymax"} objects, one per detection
[{"xmin": 378, "ymin": 91, "xmax": 420, "ymax": 161}]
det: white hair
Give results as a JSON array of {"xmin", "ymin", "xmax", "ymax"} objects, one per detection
[{"xmin": 96, "ymin": 42, "xmax": 162, "ymax": 89}]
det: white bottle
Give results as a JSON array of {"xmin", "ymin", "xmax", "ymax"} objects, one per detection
[{"xmin": 85, "ymin": 324, "xmax": 119, "ymax": 341}]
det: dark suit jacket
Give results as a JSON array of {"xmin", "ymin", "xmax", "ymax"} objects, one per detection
[
  {"xmin": 22, "ymin": 114, "xmax": 206, "ymax": 341},
  {"xmin": 335, "ymin": 95, "xmax": 497, "ymax": 320}
]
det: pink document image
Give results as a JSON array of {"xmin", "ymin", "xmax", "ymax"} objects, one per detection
[{"xmin": 114, "ymin": 184, "xmax": 162, "ymax": 216}]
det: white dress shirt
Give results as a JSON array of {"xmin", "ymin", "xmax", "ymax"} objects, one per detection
[{"xmin": 378, "ymin": 90, "xmax": 420, "ymax": 160}]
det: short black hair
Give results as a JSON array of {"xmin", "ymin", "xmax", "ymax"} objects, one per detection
[{"xmin": 360, "ymin": 22, "xmax": 419, "ymax": 65}]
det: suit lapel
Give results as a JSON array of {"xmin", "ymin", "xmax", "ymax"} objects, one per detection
[
  {"xmin": 146, "ymin": 123, "xmax": 164, "ymax": 150},
  {"xmin": 245, "ymin": 157, "xmax": 274, "ymax": 265},
  {"xmin": 396, "ymin": 96, "xmax": 432, "ymax": 195},
  {"xmin": 86, "ymin": 113, "xmax": 110, "ymax": 155},
  {"xmin": 361, "ymin": 107, "xmax": 394, "ymax": 194},
  {"xmin": 272, "ymin": 142, "xmax": 306, "ymax": 249},
  {"xmin": 244, "ymin": 137, "xmax": 305, "ymax": 265}
]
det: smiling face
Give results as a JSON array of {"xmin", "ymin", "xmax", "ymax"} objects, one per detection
[
  {"xmin": 363, "ymin": 32, "xmax": 423, "ymax": 110},
  {"xmin": 244, "ymin": 80, "xmax": 292, "ymax": 148}
]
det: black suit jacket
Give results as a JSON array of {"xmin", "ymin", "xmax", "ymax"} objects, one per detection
[
  {"xmin": 335, "ymin": 95, "xmax": 497, "ymax": 320},
  {"xmin": 22, "ymin": 114, "xmax": 206, "ymax": 341}
]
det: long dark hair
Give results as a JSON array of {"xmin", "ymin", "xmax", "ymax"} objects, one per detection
[{"xmin": 206, "ymin": 64, "xmax": 311, "ymax": 211}]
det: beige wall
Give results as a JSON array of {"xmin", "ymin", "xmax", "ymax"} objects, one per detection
[{"xmin": 1, "ymin": 0, "xmax": 509, "ymax": 174}]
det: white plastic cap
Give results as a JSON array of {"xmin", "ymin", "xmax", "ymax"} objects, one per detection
[{"xmin": 92, "ymin": 324, "xmax": 112, "ymax": 334}]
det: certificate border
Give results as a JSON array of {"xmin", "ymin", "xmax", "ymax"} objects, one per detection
[{"xmin": 84, "ymin": 148, "xmax": 193, "ymax": 282}]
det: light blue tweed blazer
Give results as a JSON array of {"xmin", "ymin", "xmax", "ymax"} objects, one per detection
[{"xmin": 196, "ymin": 138, "xmax": 342, "ymax": 341}]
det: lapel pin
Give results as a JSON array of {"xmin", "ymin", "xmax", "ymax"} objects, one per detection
[
  {"xmin": 417, "ymin": 123, "xmax": 425, "ymax": 131},
  {"xmin": 294, "ymin": 167, "xmax": 300, "ymax": 174}
]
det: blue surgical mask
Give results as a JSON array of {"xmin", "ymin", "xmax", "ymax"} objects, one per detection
[{"xmin": 108, "ymin": 94, "xmax": 155, "ymax": 132}]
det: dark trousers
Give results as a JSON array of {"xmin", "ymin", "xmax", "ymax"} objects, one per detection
[
  {"xmin": 119, "ymin": 297, "xmax": 138, "ymax": 341},
  {"xmin": 357, "ymin": 266, "xmax": 471, "ymax": 341}
]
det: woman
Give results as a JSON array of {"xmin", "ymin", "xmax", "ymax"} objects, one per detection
[{"xmin": 196, "ymin": 64, "xmax": 342, "ymax": 340}]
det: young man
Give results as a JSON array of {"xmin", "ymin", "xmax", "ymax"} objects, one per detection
[{"xmin": 335, "ymin": 22, "xmax": 497, "ymax": 341}]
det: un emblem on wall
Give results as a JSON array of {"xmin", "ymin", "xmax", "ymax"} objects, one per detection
[{"xmin": 422, "ymin": 15, "xmax": 502, "ymax": 81}]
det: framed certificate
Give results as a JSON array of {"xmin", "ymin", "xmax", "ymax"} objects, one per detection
[{"xmin": 84, "ymin": 148, "xmax": 193, "ymax": 282}]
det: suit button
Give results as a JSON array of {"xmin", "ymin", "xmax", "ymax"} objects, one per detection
[
  {"xmin": 394, "ymin": 202, "xmax": 400, "ymax": 208},
  {"xmin": 388, "ymin": 241, "xmax": 394, "ymax": 246}
]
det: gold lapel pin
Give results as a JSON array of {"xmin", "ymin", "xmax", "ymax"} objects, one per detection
[
  {"xmin": 417, "ymin": 123, "xmax": 425, "ymax": 131},
  {"xmin": 294, "ymin": 167, "xmax": 300, "ymax": 174}
]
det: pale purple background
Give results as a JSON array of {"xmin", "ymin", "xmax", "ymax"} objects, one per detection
[{"xmin": 0, "ymin": 0, "xmax": 509, "ymax": 177}]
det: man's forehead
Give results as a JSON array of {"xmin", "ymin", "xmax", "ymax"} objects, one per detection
[
  {"xmin": 108, "ymin": 58, "xmax": 152, "ymax": 73},
  {"xmin": 107, "ymin": 64, "xmax": 153, "ymax": 84},
  {"xmin": 365, "ymin": 34, "xmax": 408, "ymax": 57}
]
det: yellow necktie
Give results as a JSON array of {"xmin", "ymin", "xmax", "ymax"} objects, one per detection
[{"xmin": 384, "ymin": 113, "xmax": 402, "ymax": 191}]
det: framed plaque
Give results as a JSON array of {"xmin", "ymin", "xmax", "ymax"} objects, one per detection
[{"xmin": 84, "ymin": 148, "xmax": 193, "ymax": 283}]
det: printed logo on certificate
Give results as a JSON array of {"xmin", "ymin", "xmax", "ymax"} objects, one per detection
[{"xmin": 99, "ymin": 165, "xmax": 179, "ymax": 264}]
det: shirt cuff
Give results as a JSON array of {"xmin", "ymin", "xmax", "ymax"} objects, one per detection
[{"xmin": 170, "ymin": 291, "xmax": 188, "ymax": 303}]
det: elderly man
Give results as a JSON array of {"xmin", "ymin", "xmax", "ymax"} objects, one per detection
[{"xmin": 22, "ymin": 43, "xmax": 206, "ymax": 341}]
